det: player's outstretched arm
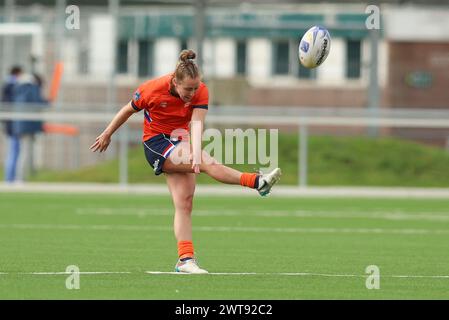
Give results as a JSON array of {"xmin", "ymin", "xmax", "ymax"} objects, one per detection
[
  {"xmin": 190, "ymin": 108, "xmax": 207, "ymax": 173},
  {"xmin": 90, "ymin": 101, "xmax": 138, "ymax": 153}
]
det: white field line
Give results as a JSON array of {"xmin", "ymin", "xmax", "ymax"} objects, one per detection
[
  {"xmin": 1, "ymin": 223, "xmax": 449, "ymax": 235},
  {"xmin": 75, "ymin": 207, "xmax": 449, "ymax": 222},
  {"xmin": 0, "ymin": 272, "xmax": 130, "ymax": 275},
  {"xmin": 1, "ymin": 183, "xmax": 449, "ymax": 199},
  {"xmin": 21, "ymin": 272, "xmax": 131, "ymax": 275},
  {"xmin": 145, "ymin": 271, "xmax": 449, "ymax": 279},
  {"xmin": 1, "ymin": 271, "xmax": 448, "ymax": 279}
]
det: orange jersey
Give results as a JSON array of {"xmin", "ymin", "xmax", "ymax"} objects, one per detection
[{"xmin": 131, "ymin": 74, "xmax": 209, "ymax": 141}]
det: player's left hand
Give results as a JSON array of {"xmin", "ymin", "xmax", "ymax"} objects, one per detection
[
  {"xmin": 189, "ymin": 153, "xmax": 201, "ymax": 174},
  {"xmin": 191, "ymin": 163, "xmax": 200, "ymax": 174}
]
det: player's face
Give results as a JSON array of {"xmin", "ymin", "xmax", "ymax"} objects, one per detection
[{"xmin": 174, "ymin": 76, "xmax": 200, "ymax": 103}]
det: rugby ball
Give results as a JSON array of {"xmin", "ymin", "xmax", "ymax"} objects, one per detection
[{"xmin": 298, "ymin": 26, "xmax": 331, "ymax": 68}]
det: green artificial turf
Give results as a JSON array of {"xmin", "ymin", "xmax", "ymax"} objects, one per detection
[{"xmin": 1, "ymin": 193, "xmax": 449, "ymax": 299}]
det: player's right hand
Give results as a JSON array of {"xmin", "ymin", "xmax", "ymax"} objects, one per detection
[{"xmin": 90, "ymin": 132, "xmax": 111, "ymax": 153}]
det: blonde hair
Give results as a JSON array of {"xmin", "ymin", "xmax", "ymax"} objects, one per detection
[{"xmin": 174, "ymin": 49, "xmax": 200, "ymax": 81}]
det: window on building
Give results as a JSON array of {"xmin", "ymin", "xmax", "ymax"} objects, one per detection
[
  {"xmin": 236, "ymin": 40, "xmax": 247, "ymax": 75},
  {"xmin": 298, "ymin": 63, "xmax": 317, "ymax": 79},
  {"xmin": 138, "ymin": 40, "xmax": 154, "ymax": 77},
  {"xmin": 346, "ymin": 39, "xmax": 361, "ymax": 79},
  {"xmin": 78, "ymin": 38, "xmax": 89, "ymax": 74},
  {"xmin": 78, "ymin": 48, "xmax": 89, "ymax": 74},
  {"xmin": 273, "ymin": 40, "xmax": 290, "ymax": 75},
  {"xmin": 117, "ymin": 40, "xmax": 128, "ymax": 74},
  {"xmin": 180, "ymin": 39, "xmax": 188, "ymax": 51}
]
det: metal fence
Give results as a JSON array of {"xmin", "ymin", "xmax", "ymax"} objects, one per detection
[{"xmin": 1, "ymin": 104, "xmax": 449, "ymax": 186}]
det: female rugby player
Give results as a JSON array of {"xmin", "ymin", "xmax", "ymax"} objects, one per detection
[{"xmin": 91, "ymin": 49, "xmax": 281, "ymax": 274}]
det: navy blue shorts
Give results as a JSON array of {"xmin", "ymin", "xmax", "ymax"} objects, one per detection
[{"xmin": 143, "ymin": 134, "xmax": 181, "ymax": 175}]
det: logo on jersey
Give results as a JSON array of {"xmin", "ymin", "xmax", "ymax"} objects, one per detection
[
  {"xmin": 153, "ymin": 159, "xmax": 160, "ymax": 172},
  {"xmin": 160, "ymin": 102, "xmax": 168, "ymax": 108},
  {"xmin": 184, "ymin": 103, "xmax": 191, "ymax": 108},
  {"xmin": 134, "ymin": 91, "xmax": 141, "ymax": 101}
]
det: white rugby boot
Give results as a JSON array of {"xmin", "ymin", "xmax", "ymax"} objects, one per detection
[
  {"xmin": 175, "ymin": 258, "xmax": 208, "ymax": 274},
  {"xmin": 257, "ymin": 168, "xmax": 282, "ymax": 197}
]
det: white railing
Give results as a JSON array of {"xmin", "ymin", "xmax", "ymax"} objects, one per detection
[{"xmin": 1, "ymin": 107, "xmax": 448, "ymax": 186}]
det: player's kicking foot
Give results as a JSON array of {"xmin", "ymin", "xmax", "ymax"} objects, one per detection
[
  {"xmin": 175, "ymin": 258, "xmax": 208, "ymax": 274},
  {"xmin": 257, "ymin": 168, "xmax": 282, "ymax": 197}
]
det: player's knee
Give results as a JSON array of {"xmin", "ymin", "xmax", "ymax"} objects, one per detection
[
  {"xmin": 178, "ymin": 193, "xmax": 194, "ymax": 213},
  {"xmin": 200, "ymin": 163, "xmax": 212, "ymax": 175},
  {"xmin": 185, "ymin": 194, "xmax": 193, "ymax": 213},
  {"xmin": 200, "ymin": 155, "xmax": 219, "ymax": 174},
  {"xmin": 202, "ymin": 152, "xmax": 218, "ymax": 165}
]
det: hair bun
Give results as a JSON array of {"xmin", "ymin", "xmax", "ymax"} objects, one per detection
[
  {"xmin": 175, "ymin": 49, "xmax": 200, "ymax": 80},
  {"xmin": 179, "ymin": 49, "xmax": 196, "ymax": 62}
]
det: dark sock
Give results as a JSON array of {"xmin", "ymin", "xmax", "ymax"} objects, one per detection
[
  {"xmin": 254, "ymin": 176, "xmax": 260, "ymax": 189},
  {"xmin": 180, "ymin": 257, "xmax": 193, "ymax": 262}
]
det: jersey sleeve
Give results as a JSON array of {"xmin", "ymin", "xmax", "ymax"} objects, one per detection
[
  {"xmin": 191, "ymin": 85, "xmax": 209, "ymax": 110},
  {"xmin": 131, "ymin": 83, "xmax": 150, "ymax": 111}
]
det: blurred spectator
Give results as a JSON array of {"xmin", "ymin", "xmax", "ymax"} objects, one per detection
[
  {"xmin": 2, "ymin": 67, "xmax": 47, "ymax": 183},
  {"xmin": 2, "ymin": 66, "xmax": 22, "ymax": 183},
  {"xmin": 2, "ymin": 66, "xmax": 22, "ymax": 133},
  {"xmin": 16, "ymin": 73, "xmax": 48, "ymax": 181}
]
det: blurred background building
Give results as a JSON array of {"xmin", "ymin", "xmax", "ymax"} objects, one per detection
[{"xmin": 0, "ymin": 1, "xmax": 447, "ymax": 107}]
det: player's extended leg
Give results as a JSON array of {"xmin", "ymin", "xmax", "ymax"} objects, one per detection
[
  {"xmin": 165, "ymin": 171, "xmax": 208, "ymax": 274},
  {"xmin": 163, "ymin": 141, "xmax": 281, "ymax": 196},
  {"xmin": 164, "ymin": 142, "xmax": 240, "ymax": 184}
]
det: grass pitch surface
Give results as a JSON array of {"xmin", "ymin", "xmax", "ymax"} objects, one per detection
[{"xmin": 1, "ymin": 192, "xmax": 449, "ymax": 299}]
